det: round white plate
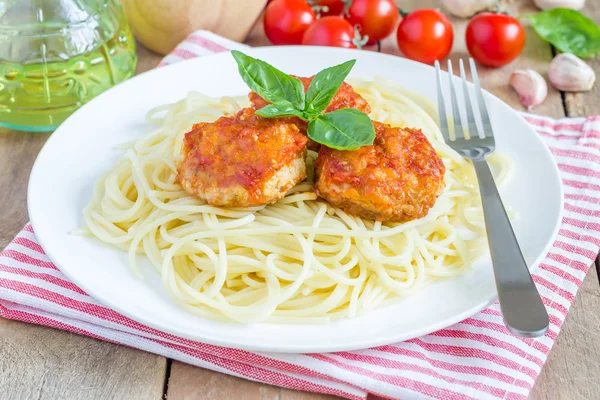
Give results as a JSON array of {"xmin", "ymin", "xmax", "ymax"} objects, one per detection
[{"xmin": 28, "ymin": 47, "xmax": 563, "ymax": 353}]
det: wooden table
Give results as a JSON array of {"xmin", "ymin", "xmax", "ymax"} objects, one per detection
[{"xmin": 2, "ymin": 1, "xmax": 599, "ymax": 398}]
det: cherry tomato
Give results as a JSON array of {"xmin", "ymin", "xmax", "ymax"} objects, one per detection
[
  {"xmin": 466, "ymin": 13, "xmax": 525, "ymax": 68},
  {"xmin": 396, "ymin": 9, "xmax": 453, "ymax": 65},
  {"xmin": 264, "ymin": 0, "xmax": 316, "ymax": 45},
  {"xmin": 345, "ymin": 0, "xmax": 399, "ymax": 44},
  {"xmin": 315, "ymin": 0, "xmax": 345, "ymax": 16},
  {"xmin": 302, "ymin": 16, "xmax": 357, "ymax": 48}
]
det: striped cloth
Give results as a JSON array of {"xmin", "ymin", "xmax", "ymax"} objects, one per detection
[{"xmin": 1, "ymin": 31, "xmax": 599, "ymax": 400}]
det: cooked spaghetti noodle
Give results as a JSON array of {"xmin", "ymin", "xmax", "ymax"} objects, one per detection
[{"xmin": 81, "ymin": 78, "xmax": 513, "ymax": 323}]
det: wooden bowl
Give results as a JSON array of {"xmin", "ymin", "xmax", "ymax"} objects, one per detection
[{"xmin": 119, "ymin": 0, "xmax": 267, "ymax": 55}]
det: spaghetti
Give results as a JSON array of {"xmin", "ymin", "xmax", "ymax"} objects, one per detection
[{"xmin": 81, "ymin": 79, "xmax": 513, "ymax": 323}]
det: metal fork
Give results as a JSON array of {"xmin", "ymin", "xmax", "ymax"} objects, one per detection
[{"xmin": 435, "ymin": 59, "xmax": 549, "ymax": 338}]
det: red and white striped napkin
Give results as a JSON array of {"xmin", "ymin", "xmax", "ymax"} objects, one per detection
[{"xmin": 2, "ymin": 31, "xmax": 600, "ymax": 400}]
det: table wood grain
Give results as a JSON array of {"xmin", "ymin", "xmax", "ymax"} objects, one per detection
[{"xmin": 1, "ymin": 1, "xmax": 599, "ymax": 399}]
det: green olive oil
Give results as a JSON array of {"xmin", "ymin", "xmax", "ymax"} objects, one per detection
[{"xmin": 0, "ymin": 1, "xmax": 137, "ymax": 131}]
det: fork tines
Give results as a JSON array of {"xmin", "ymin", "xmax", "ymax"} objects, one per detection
[{"xmin": 435, "ymin": 59, "xmax": 495, "ymax": 148}]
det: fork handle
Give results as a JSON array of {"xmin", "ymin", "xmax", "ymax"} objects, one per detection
[{"xmin": 473, "ymin": 159, "xmax": 549, "ymax": 337}]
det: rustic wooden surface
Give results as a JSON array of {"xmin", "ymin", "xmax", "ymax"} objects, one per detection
[
  {"xmin": 0, "ymin": 319, "xmax": 167, "ymax": 400},
  {"xmin": 1, "ymin": 1, "xmax": 599, "ymax": 399}
]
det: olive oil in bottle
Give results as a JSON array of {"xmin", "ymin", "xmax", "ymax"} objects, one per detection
[{"xmin": 0, "ymin": 0, "xmax": 137, "ymax": 131}]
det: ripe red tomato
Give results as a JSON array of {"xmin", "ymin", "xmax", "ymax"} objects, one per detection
[
  {"xmin": 315, "ymin": 0, "xmax": 345, "ymax": 16},
  {"xmin": 302, "ymin": 16, "xmax": 357, "ymax": 48},
  {"xmin": 466, "ymin": 13, "xmax": 525, "ymax": 68},
  {"xmin": 345, "ymin": 0, "xmax": 399, "ymax": 44},
  {"xmin": 264, "ymin": 0, "xmax": 316, "ymax": 45},
  {"xmin": 396, "ymin": 9, "xmax": 453, "ymax": 65}
]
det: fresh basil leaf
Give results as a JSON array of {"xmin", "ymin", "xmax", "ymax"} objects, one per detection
[
  {"xmin": 255, "ymin": 104, "xmax": 306, "ymax": 119},
  {"xmin": 526, "ymin": 8, "xmax": 600, "ymax": 58},
  {"xmin": 308, "ymin": 108, "xmax": 375, "ymax": 151},
  {"xmin": 231, "ymin": 50, "xmax": 305, "ymax": 109},
  {"xmin": 305, "ymin": 59, "xmax": 356, "ymax": 113}
]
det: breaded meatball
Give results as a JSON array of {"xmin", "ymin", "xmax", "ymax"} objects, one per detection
[
  {"xmin": 314, "ymin": 122, "xmax": 446, "ymax": 222},
  {"xmin": 178, "ymin": 108, "xmax": 308, "ymax": 207},
  {"xmin": 249, "ymin": 76, "xmax": 371, "ymax": 151}
]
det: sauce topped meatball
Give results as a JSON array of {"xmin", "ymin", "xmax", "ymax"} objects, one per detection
[
  {"xmin": 314, "ymin": 121, "xmax": 446, "ymax": 222},
  {"xmin": 178, "ymin": 107, "xmax": 308, "ymax": 207}
]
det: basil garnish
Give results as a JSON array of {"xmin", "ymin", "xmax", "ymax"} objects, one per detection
[
  {"xmin": 308, "ymin": 108, "xmax": 376, "ymax": 151},
  {"xmin": 305, "ymin": 59, "xmax": 356, "ymax": 113},
  {"xmin": 231, "ymin": 50, "xmax": 305, "ymax": 109},
  {"xmin": 255, "ymin": 103, "xmax": 306, "ymax": 119},
  {"xmin": 231, "ymin": 51, "xmax": 374, "ymax": 151},
  {"xmin": 525, "ymin": 8, "xmax": 600, "ymax": 58}
]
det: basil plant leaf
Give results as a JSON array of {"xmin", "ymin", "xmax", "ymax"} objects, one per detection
[
  {"xmin": 255, "ymin": 104, "xmax": 306, "ymax": 119},
  {"xmin": 305, "ymin": 59, "xmax": 357, "ymax": 113},
  {"xmin": 231, "ymin": 50, "xmax": 306, "ymax": 108},
  {"xmin": 526, "ymin": 8, "xmax": 600, "ymax": 58},
  {"xmin": 308, "ymin": 108, "xmax": 375, "ymax": 151}
]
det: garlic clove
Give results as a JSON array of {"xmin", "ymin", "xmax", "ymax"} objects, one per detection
[
  {"xmin": 440, "ymin": 0, "xmax": 498, "ymax": 18},
  {"xmin": 509, "ymin": 69, "xmax": 548, "ymax": 111},
  {"xmin": 548, "ymin": 53, "xmax": 596, "ymax": 92},
  {"xmin": 533, "ymin": 0, "xmax": 585, "ymax": 10}
]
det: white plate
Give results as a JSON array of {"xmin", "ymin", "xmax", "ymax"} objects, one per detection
[{"xmin": 28, "ymin": 47, "xmax": 563, "ymax": 353}]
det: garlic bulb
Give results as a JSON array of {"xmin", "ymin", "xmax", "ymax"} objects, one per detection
[
  {"xmin": 440, "ymin": 0, "xmax": 498, "ymax": 18},
  {"xmin": 509, "ymin": 69, "xmax": 548, "ymax": 111},
  {"xmin": 534, "ymin": 0, "xmax": 585, "ymax": 10},
  {"xmin": 548, "ymin": 53, "xmax": 596, "ymax": 92}
]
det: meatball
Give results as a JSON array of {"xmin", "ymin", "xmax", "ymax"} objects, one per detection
[
  {"xmin": 178, "ymin": 107, "xmax": 308, "ymax": 207},
  {"xmin": 314, "ymin": 121, "xmax": 446, "ymax": 222},
  {"xmin": 249, "ymin": 76, "xmax": 371, "ymax": 151}
]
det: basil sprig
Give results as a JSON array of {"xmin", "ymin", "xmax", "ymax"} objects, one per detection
[
  {"xmin": 231, "ymin": 50, "xmax": 375, "ymax": 151},
  {"xmin": 305, "ymin": 59, "xmax": 356, "ymax": 113},
  {"xmin": 255, "ymin": 103, "xmax": 306, "ymax": 119},
  {"xmin": 524, "ymin": 8, "xmax": 600, "ymax": 58},
  {"xmin": 308, "ymin": 108, "xmax": 375, "ymax": 150},
  {"xmin": 231, "ymin": 51, "xmax": 305, "ymax": 109}
]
